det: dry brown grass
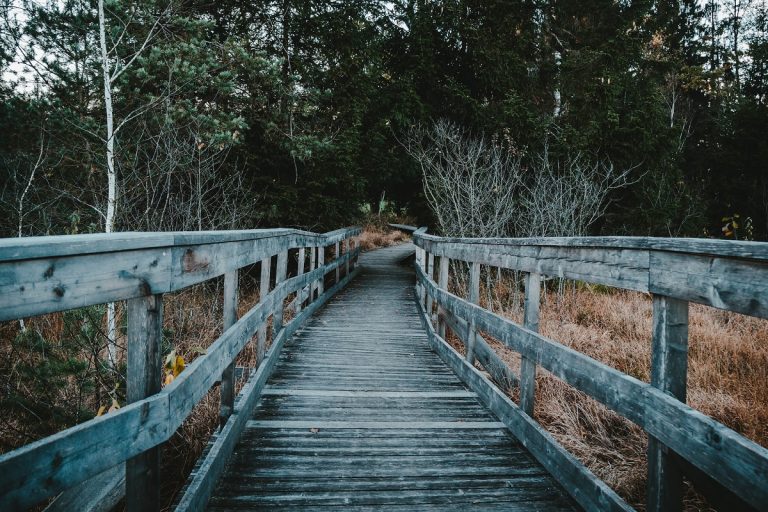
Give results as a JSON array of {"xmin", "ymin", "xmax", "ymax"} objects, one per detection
[
  {"xmin": 449, "ymin": 278, "xmax": 768, "ymax": 511},
  {"xmin": 358, "ymin": 220, "xmax": 412, "ymax": 252}
]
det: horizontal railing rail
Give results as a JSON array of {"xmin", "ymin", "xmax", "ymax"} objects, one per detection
[
  {"xmin": 412, "ymin": 230, "xmax": 768, "ymax": 512},
  {"xmin": 0, "ymin": 227, "xmax": 361, "ymax": 511}
]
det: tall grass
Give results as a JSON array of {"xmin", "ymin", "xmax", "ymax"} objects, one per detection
[{"xmin": 454, "ymin": 276, "xmax": 768, "ymax": 511}]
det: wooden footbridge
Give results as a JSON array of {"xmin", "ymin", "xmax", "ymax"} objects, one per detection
[{"xmin": 0, "ymin": 226, "xmax": 767, "ymax": 511}]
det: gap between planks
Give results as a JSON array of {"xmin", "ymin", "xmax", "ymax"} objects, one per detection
[
  {"xmin": 246, "ymin": 420, "xmax": 506, "ymax": 429},
  {"xmin": 260, "ymin": 389, "xmax": 476, "ymax": 398}
]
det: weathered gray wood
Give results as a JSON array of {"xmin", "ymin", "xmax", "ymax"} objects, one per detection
[
  {"xmin": 126, "ymin": 293, "xmax": 163, "ymax": 512},
  {"xmin": 309, "ymin": 246, "xmax": 317, "ymax": 301},
  {"xmin": 335, "ymin": 241, "xmax": 340, "ymax": 284},
  {"xmin": 296, "ymin": 247, "xmax": 306, "ymax": 313},
  {"xmin": 426, "ymin": 252, "xmax": 435, "ymax": 315},
  {"xmin": 174, "ymin": 266, "xmax": 361, "ymax": 511},
  {"xmin": 257, "ymin": 256, "xmax": 271, "ymax": 365},
  {"xmin": 437, "ymin": 255, "xmax": 450, "ymax": 339},
  {"xmin": 647, "ymin": 295, "xmax": 688, "ymax": 512},
  {"xmin": 417, "ymin": 265, "xmax": 768, "ymax": 510},
  {"xmin": 219, "ymin": 271, "xmax": 238, "ymax": 427},
  {"xmin": 441, "ymin": 307, "xmax": 518, "ymax": 391},
  {"xmin": 415, "ymin": 292, "xmax": 631, "ymax": 512},
  {"xmin": 649, "ymin": 251, "xmax": 768, "ymax": 319},
  {"xmin": 273, "ymin": 251, "xmax": 288, "ymax": 334},
  {"xmin": 43, "ymin": 462, "xmax": 124, "ymax": 512},
  {"xmin": 0, "ymin": 227, "xmax": 362, "ymax": 322},
  {"xmin": 465, "ymin": 261, "xmax": 481, "ymax": 364},
  {"xmin": 203, "ymin": 244, "xmax": 575, "ymax": 512},
  {"xmin": 520, "ymin": 272, "xmax": 540, "ymax": 417},
  {"xmin": 344, "ymin": 237, "xmax": 350, "ymax": 277},
  {"xmin": 414, "ymin": 233, "xmax": 768, "ymax": 319},
  {"xmin": 317, "ymin": 244, "xmax": 325, "ymax": 295},
  {"xmin": 0, "ymin": 391, "xmax": 168, "ymax": 511}
]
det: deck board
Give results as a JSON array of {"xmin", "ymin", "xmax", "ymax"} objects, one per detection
[{"xmin": 207, "ymin": 244, "xmax": 578, "ymax": 511}]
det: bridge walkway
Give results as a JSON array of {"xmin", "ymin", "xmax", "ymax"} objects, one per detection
[{"xmin": 206, "ymin": 244, "xmax": 578, "ymax": 511}]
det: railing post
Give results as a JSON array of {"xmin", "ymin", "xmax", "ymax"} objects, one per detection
[
  {"xmin": 334, "ymin": 241, "xmax": 340, "ymax": 284},
  {"xmin": 296, "ymin": 247, "xmax": 306, "ymax": 314},
  {"xmin": 309, "ymin": 246, "xmax": 317, "ymax": 301},
  {"xmin": 317, "ymin": 244, "xmax": 325, "ymax": 295},
  {"xmin": 257, "ymin": 256, "xmax": 271, "ymax": 365},
  {"xmin": 273, "ymin": 251, "xmax": 288, "ymax": 334},
  {"xmin": 426, "ymin": 252, "xmax": 435, "ymax": 314},
  {"xmin": 437, "ymin": 256, "xmax": 450, "ymax": 338},
  {"xmin": 351, "ymin": 235, "xmax": 358, "ymax": 270},
  {"xmin": 344, "ymin": 236, "xmax": 350, "ymax": 277},
  {"xmin": 219, "ymin": 270, "xmax": 238, "ymax": 427},
  {"xmin": 520, "ymin": 272, "xmax": 540, "ymax": 416},
  {"xmin": 415, "ymin": 246, "xmax": 425, "ymax": 303},
  {"xmin": 647, "ymin": 295, "xmax": 689, "ymax": 512},
  {"xmin": 465, "ymin": 261, "xmax": 481, "ymax": 364},
  {"xmin": 126, "ymin": 293, "xmax": 163, "ymax": 512}
]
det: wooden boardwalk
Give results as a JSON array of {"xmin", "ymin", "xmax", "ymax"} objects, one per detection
[{"xmin": 207, "ymin": 244, "xmax": 577, "ymax": 511}]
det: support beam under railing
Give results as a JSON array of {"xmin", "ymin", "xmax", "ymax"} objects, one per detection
[
  {"xmin": 647, "ymin": 295, "xmax": 689, "ymax": 512},
  {"xmin": 219, "ymin": 270, "xmax": 238, "ymax": 427},
  {"xmin": 519, "ymin": 272, "xmax": 540, "ymax": 417},
  {"xmin": 126, "ymin": 293, "xmax": 163, "ymax": 512}
]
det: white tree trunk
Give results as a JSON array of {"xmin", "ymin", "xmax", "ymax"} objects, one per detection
[{"xmin": 99, "ymin": 0, "xmax": 118, "ymax": 365}]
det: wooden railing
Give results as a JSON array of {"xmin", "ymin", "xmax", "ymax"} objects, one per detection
[
  {"xmin": 0, "ymin": 227, "xmax": 361, "ymax": 511},
  {"xmin": 400, "ymin": 226, "xmax": 768, "ymax": 512}
]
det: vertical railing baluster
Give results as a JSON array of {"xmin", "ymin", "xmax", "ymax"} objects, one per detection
[
  {"xmin": 465, "ymin": 261, "xmax": 481, "ymax": 365},
  {"xmin": 257, "ymin": 256, "xmax": 271, "ymax": 365},
  {"xmin": 334, "ymin": 241, "xmax": 340, "ymax": 284},
  {"xmin": 296, "ymin": 247, "xmax": 306, "ymax": 314},
  {"xmin": 126, "ymin": 293, "xmax": 163, "ymax": 512},
  {"xmin": 309, "ymin": 246, "xmax": 317, "ymax": 301},
  {"xmin": 426, "ymin": 252, "xmax": 434, "ymax": 314},
  {"xmin": 317, "ymin": 244, "xmax": 325, "ymax": 295},
  {"xmin": 344, "ymin": 236, "xmax": 350, "ymax": 277},
  {"xmin": 647, "ymin": 295, "xmax": 689, "ymax": 512},
  {"xmin": 437, "ymin": 256, "xmax": 450, "ymax": 337},
  {"xmin": 273, "ymin": 251, "xmax": 288, "ymax": 335},
  {"xmin": 519, "ymin": 272, "xmax": 540, "ymax": 416},
  {"xmin": 219, "ymin": 270, "xmax": 238, "ymax": 427}
]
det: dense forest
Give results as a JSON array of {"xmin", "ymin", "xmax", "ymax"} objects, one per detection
[{"xmin": 1, "ymin": 0, "xmax": 767, "ymax": 238}]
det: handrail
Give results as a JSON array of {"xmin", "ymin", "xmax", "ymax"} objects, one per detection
[
  {"xmin": 0, "ymin": 226, "xmax": 362, "ymax": 511},
  {"xmin": 413, "ymin": 231, "xmax": 768, "ymax": 512}
]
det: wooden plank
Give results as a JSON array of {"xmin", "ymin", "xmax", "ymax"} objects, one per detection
[
  {"xmin": 219, "ymin": 271, "xmax": 238, "ymax": 427},
  {"xmin": 0, "ymin": 247, "xmax": 173, "ymax": 321},
  {"xmin": 296, "ymin": 247, "xmax": 306, "ymax": 314},
  {"xmin": 317, "ymin": 244, "xmax": 325, "ymax": 295},
  {"xmin": 415, "ymin": 292, "xmax": 632, "ymax": 512},
  {"xmin": 174, "ymin": 267, "xmax": 361, "ymax": 511},
  {"xmin": 520, "ymin": 272, "xmax": 540, "ymax": 417},
  {"xmin": 335, "ymin": 241, "xmax": 340, "ymax": 284},
  {"xmin": 441, "ymin": 308, "xmax": 517, "ymax": 390},
  {"xmin": 416, "ymin": 237, "xmax": 650, "ymax": 292},
  {"xmin": 309, "ymin": 246, "xmax": 317, "ymax": 302},
  {"xmin": 344, "ymin": 237, "xmax": 350, "ymax": 278},
  {"xmin": 426, "ymin": 252, "xmax": 435, "ymax": 316},
  {"xmin": 126, "ymin": 293, "xmax": 163, "ymax": 512},
  {"xmin": 0, "ymin": 393, "xmax": 170, "ymax": 511},
  {"xmin": 465, "ymin": 261, "xmax": 481, "ymax": 364},
  {"xmin": 437, "ymin": 255, "xmax": 450, "ymax": 339},
  {"xmin": 413, "ymin": 232, "xmax": 768, "ymax": 261},
  {"xmin": 246, "ymin": 421, "xmax": 507, "ymax": 429},
  {"xmin": 649, "ymin": 251, "xmax": 768, "ymax": 319},
  {"xmin": 417, "ymin": 265, "xmax": 768, "ymax": 510},
  {"xmin": 647, "ymin": 295, "xmax": 688, "ymax": 512},
  {"xmin": 0, "ymin": 227, "xmax": 362, "ymax": 322},
  {"xmin": 43, "ymin": 462, "xmax": 124, "ymax": 512},
  {"xmin": 257, "ymin": 256, "xmax": 271, "ymax": 365},
  {"xmin": 273, "ymin": 251, "xmax": 288, "ymax": 334}
]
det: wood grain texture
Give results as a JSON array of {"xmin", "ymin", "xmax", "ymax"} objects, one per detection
[
  {"xmin": 417, "ymin": 265, "xmax": 768, "ymax": 510},
  {"xmin": 0, "ymin": 227, "xmax": 361, "ymax": 321},
  {"xmin": 204, "ymin": 244, "xmax": 577, "ymax": 512},
  {"xmin": 126, "ymin": 294, "xmax": 163, "ymax": 512}
]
